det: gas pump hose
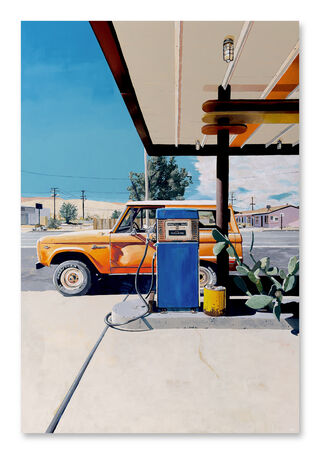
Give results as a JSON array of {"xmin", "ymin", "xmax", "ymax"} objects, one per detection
[{"xmin": 104, "ymin": 235, "xmax": 156, "ymax": 330}]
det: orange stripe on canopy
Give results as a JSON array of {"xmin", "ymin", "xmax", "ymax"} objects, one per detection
[{"xmin": 230, "ymin": 55, "xmax": 299, "ymax": 147}]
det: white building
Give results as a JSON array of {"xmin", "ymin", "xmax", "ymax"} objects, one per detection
[
  {"xmin": 21, "ymin": 206, "xmax": 50, "ymax": 225},
  {"xmin": 235, "ymin": 204, "xmax": 299, "ymax": 229}
]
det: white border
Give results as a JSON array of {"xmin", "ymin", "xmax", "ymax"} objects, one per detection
[{"xmin": 1, "ymin": 0, "xmax": 319, "ymax": 452}]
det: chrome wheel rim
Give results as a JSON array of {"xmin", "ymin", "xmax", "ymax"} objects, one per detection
[{"xmin": 60, "ymin": 267, "xmax": 84, "ymax": 290}]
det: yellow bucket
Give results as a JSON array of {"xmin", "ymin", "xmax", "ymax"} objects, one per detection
[{"xmin": 203, "ymin": 285, "xmax": 226, "ymax": 316}]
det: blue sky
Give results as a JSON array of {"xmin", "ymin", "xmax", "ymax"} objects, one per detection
[
  {"xmin": 21, "ymin": 21, "xmax": 198, "ymax": 202},
  {"xmin": 21, "ymin": 21, "xmax": 299, "ymax": 209}
]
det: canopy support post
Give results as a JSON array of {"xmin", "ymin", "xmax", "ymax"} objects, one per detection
[{"xmin": 216, "ymin": 85, "xmax": 231, "ymax": 296}]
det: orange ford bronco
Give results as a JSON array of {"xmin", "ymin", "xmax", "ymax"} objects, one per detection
[{"xmin": 36, "ymin": 200, "xmax": 242, "ymax": 296}]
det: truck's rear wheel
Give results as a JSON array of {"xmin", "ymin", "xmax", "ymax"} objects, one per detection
[
  {"xmin": 53, "ymin": 260, "xmax": 92, "ymax": 297},
  {"xmin": 199, "ymin": 264, "xmax": 217, "ymax": 290}
]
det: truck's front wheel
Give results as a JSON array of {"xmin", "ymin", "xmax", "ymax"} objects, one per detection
[{"xmin": 53, "ymin": 260, "xmax": 92, "ymax": 297}]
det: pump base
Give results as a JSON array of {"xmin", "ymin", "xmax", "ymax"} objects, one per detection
[{"xmin": 111, "ymin": 298, "xmax": 148, "ymax": 326}]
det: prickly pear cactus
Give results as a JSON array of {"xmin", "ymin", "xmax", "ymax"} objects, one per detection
[{"xmin": 211, "ymin": 229, "xmax": 299, "ymax": 321}]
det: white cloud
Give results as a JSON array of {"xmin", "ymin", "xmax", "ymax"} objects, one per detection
[
  {"xmin": 193, "ymin": 156, "xmax": 217, "ymax": 198},
  {"xmin": 193, "ymin": 155, "xmax": 299, "ymax": 210}
]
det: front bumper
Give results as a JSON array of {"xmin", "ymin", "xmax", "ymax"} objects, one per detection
[{"xmin": 36, "ymin": 262, "xmax": 45, "ymax": 269}]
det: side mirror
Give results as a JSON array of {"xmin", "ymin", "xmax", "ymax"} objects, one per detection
[{"xmin": 130, "ymin": 227, "xmax": 137, "ymax": 236}]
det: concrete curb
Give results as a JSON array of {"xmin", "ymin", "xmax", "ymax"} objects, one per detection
[
  {"xmin": 127, "ymin": 312, "xmax": 298, "ymax": 331},
  {"xmin": 111, "ymin": 299, "xmax": 299, "ymax": 332}
]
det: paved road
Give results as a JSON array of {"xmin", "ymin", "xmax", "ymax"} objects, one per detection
[
  {"xmin": 240, "ymin": 229, "xmax": 299, "ymax": 247},
  {"xmin": 241, "ymin": 230, "xmax": 299, "ymax": 268},
  {"xmin": 21, "ymin": 229, "xmax": 299, "ymax": 292},
  {"xmin": 21, "ymin": 230, "xmax": 73, "ymax": 248}
]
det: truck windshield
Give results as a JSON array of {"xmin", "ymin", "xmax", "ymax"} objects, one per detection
[
  {"xmin": 116, "ymin": 208, "xmax": 158, "ymax": 232},
  {"xmin": 116, "ymin": 208, "xmax": 139, "ymax": 232}
]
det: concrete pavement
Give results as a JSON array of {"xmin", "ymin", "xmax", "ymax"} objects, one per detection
[{"xmin": 22, "ymin": 291, "xmax": 299, "ymax": 433}]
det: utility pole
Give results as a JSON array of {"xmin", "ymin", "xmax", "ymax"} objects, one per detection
[
  {"xmin": 280, "ymin": 213, "xmax": 284, "ymax": 230},
  {"xmin": 51, "ymin": 188, "xmax": 59, "ymax": 219},
  {"xmin": 250, "ymin": 196, "xmax": 255, "ymax": 211},
  {"xmin": 144, "ymin": 148, "xmax": 149, "ymax": 227},
  {"xmin": 80, "ymin": 190, "xmax": 86, "ymax": 219},
  {"xmin": 249, "ymin": 196, "xmax": 255, "ymax": 226}
]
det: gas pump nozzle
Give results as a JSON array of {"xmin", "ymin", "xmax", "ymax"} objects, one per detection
[
  {"xmin": 130, "ymin": 227, "xmax": 137, "ymax": 236},
  {"xmin": 146, "ymin": 224, "xmax": 156, "ymax": 243}
]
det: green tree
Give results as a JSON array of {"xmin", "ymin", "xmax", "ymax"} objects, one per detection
[
  {"xmin": 59, "ymin": 202, "xmax": 78, "ymax": 224},
  {"xmin": 111, "ymin": 209, "xmax": 122, "ymax": 219},
  {"xmin": 127, "ymin": 156, "xmax": 192, "ymax": 200}
]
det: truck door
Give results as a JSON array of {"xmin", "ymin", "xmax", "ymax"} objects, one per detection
[{"xmin": 109, "ymin": 207, "xmax": 157, "ymax": 274}]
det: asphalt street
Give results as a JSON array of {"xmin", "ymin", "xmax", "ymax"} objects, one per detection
[{"xmin": 21, "ymin": 229, "xmax": 299, "ymax": 292}]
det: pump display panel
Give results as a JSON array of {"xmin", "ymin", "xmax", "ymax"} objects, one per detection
[{"xmin": 157, "ymin": 218, "xmax": 198, "ymax": 242}]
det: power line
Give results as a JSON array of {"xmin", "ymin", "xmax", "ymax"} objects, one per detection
[
  {"xmin": 22, "ymin": 170, "xmax": 130, "ymax": 181},
  {"xmin": 22, "ymin": 190, "xmax": 128, "ymax": 197},
  {"xmin": 58, "ymin": 190, "xmax": 75, "ymax": 198},
  {"xmin": 22, "ymin": 192, "xmax": 51, "ymax": 194},
  {"xmin": 192, "ymin": 170, "xmax": 299, "ymax": 183},
  {"xmin": 83, "ymin": 190, "xmax": 129, "ymax": 194}
]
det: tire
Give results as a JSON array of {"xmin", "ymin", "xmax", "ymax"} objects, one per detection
[
  {"xmin": 53, "ymin": 260, "xmax": 92, "ymax": 297},
  {"xmin": 199, "ymin": 264, "xmax": 217, "ymax": 290}
]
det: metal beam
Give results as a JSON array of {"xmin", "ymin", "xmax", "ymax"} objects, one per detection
[
  {"xmin": 260, "ymin": 41, "xmax": 299, "ymax": 99},
  {"xmin": 90, "ymin": 21, "xmax": 153, "ymax": 153},
  {"xmin": 174, "ymin": 21, "xmax": 183, "ymax": 147},
  {"xmin": 147, "ymin": 143, "xmax": 299, "ymax": 156},
  {"xmin": 202, "ymin": 99, "xmax": 299, "ymax": 114},
  {"xmin": 265, "ymin": 124, "xmax": 296, "ymax": 148}
]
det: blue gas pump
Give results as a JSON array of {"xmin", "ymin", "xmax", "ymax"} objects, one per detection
[{"xmin": 156, "ymin": 208, "xmax": 199, "ymax": 310}]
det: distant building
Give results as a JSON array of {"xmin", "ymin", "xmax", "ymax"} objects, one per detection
[
  {"xmin": 21, "ymin": 206, "xmax": 50, "ymax": 225},
  {"xmin": 235, "ymin": 204, "xmax": 299, "ymax": 229}
]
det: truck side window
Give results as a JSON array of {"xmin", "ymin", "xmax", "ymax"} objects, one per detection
[
  {"xmin": 198, "ymin": 210, "xmax": 216, "ymax": 228},
  {"xmin": 198, "ymin": 209, "xmax": 231, "ymax": 229},
  {"xmin": 141, "ymin": 208, "xmax": 157, "ymax": 230}
]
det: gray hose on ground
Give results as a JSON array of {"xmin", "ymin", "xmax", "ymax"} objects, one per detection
[{"xmin": 45, "ymin": 324, "xmax": 109, "ymax": 433}]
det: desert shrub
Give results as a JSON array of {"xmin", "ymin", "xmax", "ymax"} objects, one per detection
[{"xmin": 48, "ymin": 218, "xmax": 61, "ymax": 229}]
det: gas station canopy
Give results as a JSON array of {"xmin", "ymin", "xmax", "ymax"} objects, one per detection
[
  {"xmin": 90, "ymin": 21, "xmax": 299, "ymax": 156},
  {"xmin": 90, "ymin": 20, "xmax": 299, "ymax": 287}
]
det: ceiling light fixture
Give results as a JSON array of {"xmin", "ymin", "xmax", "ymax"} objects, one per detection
[{"xmin": 223, "ymin": 36, "xmax": 234, "ymax": 63}]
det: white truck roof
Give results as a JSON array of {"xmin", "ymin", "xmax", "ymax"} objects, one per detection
[{"xmin": 126, "ymin": 200, "xmax": 233, "ymax": 208}]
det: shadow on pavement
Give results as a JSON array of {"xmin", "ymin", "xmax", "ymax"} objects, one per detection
[{"xmin": 89, "ymin": 275, "xmax": 155, "ymax": 296}]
